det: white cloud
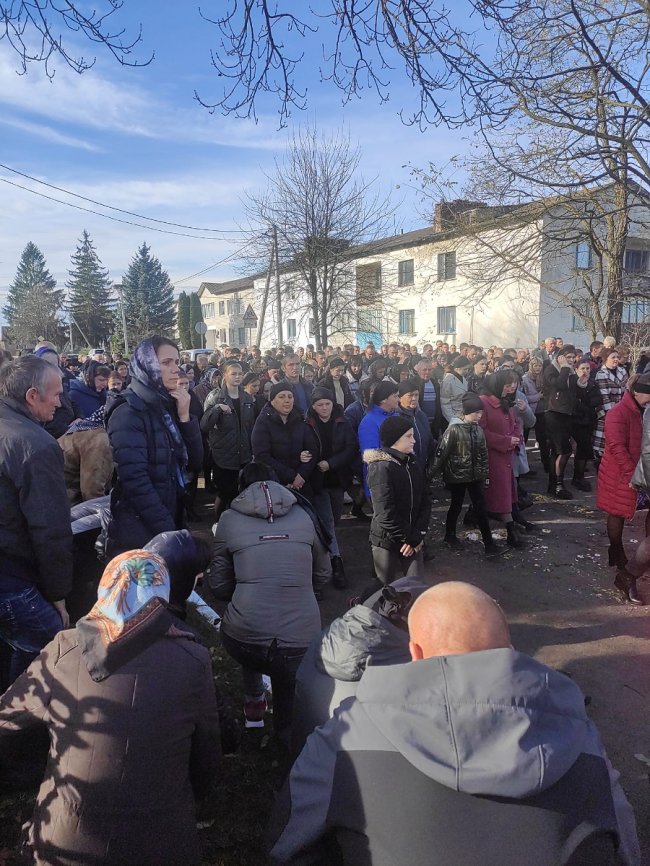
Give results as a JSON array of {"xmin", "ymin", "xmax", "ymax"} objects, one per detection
[{"xmin": 0, "ymin": 116, "xmax": 101, "ymax": 151}]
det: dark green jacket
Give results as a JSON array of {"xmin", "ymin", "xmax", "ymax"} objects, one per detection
[{"xmin": 432, "ymin": 418, "xmax": 489, "ymax": 484}]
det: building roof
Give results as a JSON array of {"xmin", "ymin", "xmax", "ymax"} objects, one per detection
[{"xmin": 198, "ymin": 276, "xmax": 257, "ymax": 297}]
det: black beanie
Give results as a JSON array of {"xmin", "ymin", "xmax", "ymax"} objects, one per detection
[
  {"xmin": 311, "ymin": 386, "xmax": 334, "ymax": 405},
  {"xmin": 372, "ymin": 380, "xmax": 399, "ymax": 405},
  {"xmin": 398, "ymin": 377, "xmax": 420, "ymax": 397},
  {"xmin": 461, "ymin": 391, "xmax": 484, "ymax": 414},
  {"xmin": 269, "ymin": 381, "xmax": 293, "ymax": 401},
  {"xmin": 329, "ymin": 356, "xmax": 345, "ymax": 369},
  {"xmin": 380, "ymin": 415, "xmax": 414, "ymax": 447},
  {"xmin": 242, "ymin": 372, "xmax": 259, "ymax": 387}
]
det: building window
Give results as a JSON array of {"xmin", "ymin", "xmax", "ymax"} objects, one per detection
[
  {"xmin": 398, "ymin": 309, "xmax": 416, "ymax": 335},
  {"xmin": 356, "ymin": 262, "xmax": 382, "ymax": 303},
  {"xmin": 218, "ymin": 329, "xmax": 227, "ymax": 343},
  {"xmin": 226, "ymin": 299, "xmax": 243, "ymax": 315},
  {"xmin": 624, "ymin": 249, "xmax": 650, "ymax": 274},
  {"xmin": 575, "ymin": 242, "xmax": 592, "ymax": 270},
  {"xmin": 287, "ymin": 319, "xmax": 297, "ymax": 339},
  {"xmin": 357, "ymin": 308, "xmax": 382, "ymax": 333},
  {"xmin": 398, "ymin": 259, "xmax": 414, "ymax": 287},
  {"xmin": 201, "ymin": 302, "xmax": 215, "ymax": 319},
  {"xmin": 218, "ymin": 301, "xmax": 225, "ymax": 316},
  {"xmin": 436, "ymin": 251, "xmax": 457, "ymax": 281},
  {"xmin": 238, "ymin": 327, "xmax": 246, "ymax": 344},
  {"xmin": 622, "ymin": 300, "xmax": 650, "ymax": 324},
  {"xmin": 228, "ymin": 328, "xmax": 235, "ymax": 344},
  {"xmin": 437, "ymin": 306, "xmax": 456, "ymax": 334}
]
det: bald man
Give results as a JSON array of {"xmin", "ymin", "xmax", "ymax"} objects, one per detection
[{"xmin": 268, "ymin": 582, "xmax": 639, "ymax": 866}]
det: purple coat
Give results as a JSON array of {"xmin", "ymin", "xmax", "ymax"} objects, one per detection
[{"xmin": 478, "ymin": 395, "xmax": 520, "ymax": 513}]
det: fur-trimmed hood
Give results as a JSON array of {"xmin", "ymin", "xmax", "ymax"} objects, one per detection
[{"xmin": 363, "ymin": 447, "xmax": 404, "ymax": 466}]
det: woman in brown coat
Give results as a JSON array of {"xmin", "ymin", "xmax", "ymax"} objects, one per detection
[{"xmin": 0, "ymin": 550, "xmax": 221, "ymax": 866}]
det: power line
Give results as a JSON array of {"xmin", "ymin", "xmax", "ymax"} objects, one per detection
[
  {"xmin": 174, "ymin": 250, "xmax": 244, "ymax": 285},
  {"xmin": 0, "ymin": 177, "xmax": 239, "ymax": 240},
  {"xmin": 0, "ymin": 162, "xmax": 246, "ymax": 234}
]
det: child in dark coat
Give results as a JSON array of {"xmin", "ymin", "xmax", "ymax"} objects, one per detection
[{"xmin": 432, "ymin": 391, "xmax": 502, "ymax": 558}]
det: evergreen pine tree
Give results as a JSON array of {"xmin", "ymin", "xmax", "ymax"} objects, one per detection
[
  {"xmin": 177, "ymin": 291, "xmax": 192, "ymax": 350},
  {"xmin": 188, "ymin": 291, "xmax": 205, "ymax": 348},
  {"xmin": 3, "ymin": 242, "xmax": 65, "ymax": 348},
  {"xmin": 120, "ymin": 243, "xmax": 176, "ymax": 346},
  {"xmin": 66, "ymin": 230, "xmax": 113, "ymax": 349}
]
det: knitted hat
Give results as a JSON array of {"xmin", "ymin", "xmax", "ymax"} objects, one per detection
[
  {"xmin": 371, "ymin": 380, "xmax": 399, "ymax": 405},
  {"xmin": 242, "ymin": 372, "xmax": 260, "ymax": 387},
  {"xmin": 398, "ymin": 377, "xmax": 420, "ymax": 397},
  {"xmin": 329, "ymin": 356, "xmax": 345, "ymax": 369},
  {"xmin": 379, "ymin": 415, "xmax": 414, "ymax": 447},
  {"xmin": 311, "ymin": 386, "xmax": 334, "ymax": 405},
  {"xmin": 462, "ymin": 391, "xmax": 484, "ymax": 414},
  {"xmin": 266, "ymin": 359, "xmax": 281, "ymax": 370},
  {"xmin": 452, "ymin": 355, "xmax": 472, "ymax": 370},
  {"xmin": 269, "ymin": 381, "xmax": 293, "ymax": 401}
]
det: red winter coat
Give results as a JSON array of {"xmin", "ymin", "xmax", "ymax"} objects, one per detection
[
  {"xmin": 478, "ymin": 395, "xmax": 521, "ymax": 513},
  {"xmin": 596, "ymin": 390, "xmax": 644, "ymax": 519}
]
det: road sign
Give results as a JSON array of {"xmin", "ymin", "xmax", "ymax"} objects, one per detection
[
  {"xmin": 242, "ymin": 305, "xmax": 258, "ymax": 328},
  {"xmin": 194, "ymin": 321, "xmax": 208, "ymax": 335}
]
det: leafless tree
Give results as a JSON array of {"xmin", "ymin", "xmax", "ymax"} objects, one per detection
[
  {"xmin": 0, "ymin": 0, "xmax": 150, "ymax": 77},
  {"xmin": 243, "ymin": 128, "xmax": 395, "ymax": 350}
]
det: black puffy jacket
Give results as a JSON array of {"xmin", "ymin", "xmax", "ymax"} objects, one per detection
[
  {"xmin": 200, "ymin": 386, "xmax": 256, "ymax": 470},
  {"xmin": 106, "ymin": 380, "xmax": 203, "ymax": 554},
  {"xmin": 366, "ymin": 448, "xmax": 431, "ymax": 550},
  {"xmin": 432, "ymin": 418, "xmax": 489, "ymax": 484}
]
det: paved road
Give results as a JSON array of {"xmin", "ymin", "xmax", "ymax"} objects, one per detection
[
  {"xmin": 198, "ymin": 450, "xmax": 649, "ymax": 862},
  {"xmin": 316, "ymin": 457, "xmax": 650, "ymax": 864}
]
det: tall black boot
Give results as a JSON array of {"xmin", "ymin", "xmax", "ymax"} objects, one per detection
[
  {"xmin": 571, "ymin": 459, "xmax": 591, "ymax": 492},
  {"xmin": 506, "ymin": 521, "xmax": 525, "ymax": 549},
  {"xmin": 546, "ymin": 468, "xmax": 557, "ymax": 495},
  {"xmin": 554, "ymin": 476, "xmax": 573, "ymax": 500},
  {"xmin": 614, "ymin": 570, "xmax": 643, "ymax": 605}
]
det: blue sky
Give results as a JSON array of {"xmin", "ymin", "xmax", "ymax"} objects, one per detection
[{"xmin": 0, "ymin": 2, "xmax": 473, "ymax": 322}]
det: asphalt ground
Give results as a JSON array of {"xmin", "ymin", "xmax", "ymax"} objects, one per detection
[{"xmin": 192, "ymin": 446, "xmax": 649, "ymax": 863}]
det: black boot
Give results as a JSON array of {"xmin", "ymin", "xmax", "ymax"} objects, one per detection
[
  {"xmin": 554, "ymin": 479, "xmax": 573, "ymax": 500},
  {"xmin": 351, "ymin": 503, "xmax": 371, "ymax": 522},
  {"xmin": 614, "ymin": 570, "xmax": 643, "ymax": 605},
  {"xmin": 546, "ymin": 470, "xmax": 557, "ymax": 495},
  {"xmin": 444, "ymin": 534, "xmax": 464, "ymax": 551},
  {"xmin": 506, "ymin": 521, "xmax": 526, "ymax": 549},
  {"xmin": 331, "ymin": 556, "xmax": 348, "ymax": 589},
  {"xmin": 608, "ymin": 543, "xmax": 628, "ymax": 568},
  {"xmin": 571, "ymin": 459, "xmax": 592, "ymax": 492},
  {"xmin": 484, "ymin": 541, "xmax": 504, "ymax": 558}
]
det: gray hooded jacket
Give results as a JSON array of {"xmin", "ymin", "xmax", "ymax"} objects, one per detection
[
  {"xmin": 207, "ymin": 480, "xmax": 330, "ymax": 648},
  {"xmin": 269, "ymin": 649, "xmax": 639, "ymax": 866}
]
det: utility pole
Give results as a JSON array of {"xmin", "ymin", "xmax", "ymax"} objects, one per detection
[
  {"xmin": 273, "ymin": 224, "xmax": 283, "ymax": 347},
  {"xmin": 257, "ymin": 235, "xmax": 275, "ymax": 345},
  {"xmin": 115, "ymin": 284, "xmax": 129, "ymax": 355}
]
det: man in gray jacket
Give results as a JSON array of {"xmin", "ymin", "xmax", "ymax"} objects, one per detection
[{"xmin": 268, "ymin": 582, "xmax": 640, "ymax": 866}]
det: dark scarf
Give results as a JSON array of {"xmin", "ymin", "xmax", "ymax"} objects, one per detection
[
  {"xmin": 485, "ymin": 370, "xmax": 517, "ymax": 413},
  {"xmin": 129, "ymin": 339, "xmax": 188, "ymax": 469}
]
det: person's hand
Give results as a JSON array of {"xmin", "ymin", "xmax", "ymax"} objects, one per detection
[
  {"xmin": 290, "ymin": 473, "xmax": 305, "ymax": 490},
  {"xmin": 53, "ymin": 600, "xmax": 70, "ymax": 629},
  {"xmin": 318, "ymin": 460, "xmax": 330, "ymax": 472},
  {"xmin": 414, "ymin": 541, "xmax": 424, "ymax": 553},
  {"xmin": 557, "ymin": 354, "xmax": 568, "ymax": 367},
  {"xmin": 510, "ymin": 435, "xmax": 520, "ymax": 446},
  {"xmin": 400, "ymin": 543, "xmax": 415, "ymax": 557},
  {"xmin": 299, "ymin": 450, "xmax": 312, "ymax": 464},
  {"xmin": 515, "ymin": 398, "xmax": 526, "ymax": 411},
  {"xmin": 218, "ymin": 403, "xmax": 232, "ymax": 414},
  {"xmin": 169, "ymin": 387, "xmax": 191, "ymax": 422}
]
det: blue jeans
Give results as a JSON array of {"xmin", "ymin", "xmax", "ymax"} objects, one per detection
[{"xmin": 0, "ymin": 584, "xmax": 63, "ymax": 688}]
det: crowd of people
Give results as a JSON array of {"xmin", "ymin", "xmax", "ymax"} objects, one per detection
[{"xmin": 0, "ymin": 331, "xmax": 645, "ymax": 865}]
